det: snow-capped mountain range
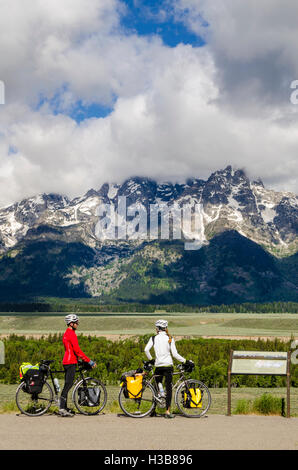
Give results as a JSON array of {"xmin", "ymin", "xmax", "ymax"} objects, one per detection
[{"xmin": 0, "ymin": 166, "xmax": 297, "ymax": 256}]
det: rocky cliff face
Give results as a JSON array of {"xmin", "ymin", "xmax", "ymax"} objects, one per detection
[
  {"xmin": 0, "ymin": 166, "xmax": 296, "ymax": 257},
  {"xmin": 0, "ymin": 166, "xmax": 297, "ymax": 303}
]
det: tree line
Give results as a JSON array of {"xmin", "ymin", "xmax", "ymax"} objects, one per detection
[
  {"xmin": 1, "ymin": 335, "xmax": 297, "ymax": 388},
  {"xmin": 0, "ymin": 300, "xmax": 297, "ymax": 313}
]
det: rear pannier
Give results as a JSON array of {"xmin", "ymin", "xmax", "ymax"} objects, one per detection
[
  {"xmin": 25, "ymin": 369, "xmax": 45, "ymax": 394},
  {"xmin": 19, "ymin": 362, "xmax": 45, "ymax": 395},
  {"xmin": 126, "ymin": 376, "xmax": 143, "ymax": 399},
  {"xmin": 120, "ymin": 370, "xmax": 144, "ymax": 399}
]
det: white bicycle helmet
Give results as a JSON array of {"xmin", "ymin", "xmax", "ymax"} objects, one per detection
[
  {"xmin": 155, "ymin": 319, "xmax": 168, "ymax": 330},
  {"xmin": 65, "ymin": 314, "xmax": 79, "ymax": 325}
]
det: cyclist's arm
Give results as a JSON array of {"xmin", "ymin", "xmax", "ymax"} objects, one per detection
[
  {"xmin": 144, "ymin": 337, "xmax": 154, "ymax": 360},
  {"xmin": 170, "ymin": 338, "xmax": 186, "ymax": 363},
  {"xmin": 70, "ymin": 331, "xmax": 91, "ymax": 363}
]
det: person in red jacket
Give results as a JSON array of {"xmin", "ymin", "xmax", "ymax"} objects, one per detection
[{"xmin": 59, "ymin": 314, "xmax": 96, "ymax": 417}]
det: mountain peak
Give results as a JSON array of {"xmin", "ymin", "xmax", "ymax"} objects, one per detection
[
  {"xmin": 0, "ymin": 166, "xmax": 296, "ymax": 258},
  {"xmin": 252, "ymin": 178, "xmax": 265, "ymax": 188}
]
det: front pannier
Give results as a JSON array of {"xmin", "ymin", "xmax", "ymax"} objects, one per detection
[
  {"xmin": 183, "ymin": 385, "xmax": 202, "ymax": 408},
  {"xmin": 78, "ymin": 386, "xmax": 101, "ymax": 407}
]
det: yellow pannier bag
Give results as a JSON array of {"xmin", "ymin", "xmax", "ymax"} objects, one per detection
[
  {"xmin": 19, "ymin": 362, "xmax": 40, "ymax": 379},
  {"xmin": 19, "ymin": 362, "xmax": 33, "ymax": 379},
  {"xmin": 126, "ymin": 375, "xmax": 143, "ymax": 399},
  {"xmin": 184, "ymin": 388, "xmax": 202, "ymax": 408}
]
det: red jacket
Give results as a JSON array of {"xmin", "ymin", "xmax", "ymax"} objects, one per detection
[{"xmin": 62, "ymin": 328, "xmax": 90, "ymax": 365}]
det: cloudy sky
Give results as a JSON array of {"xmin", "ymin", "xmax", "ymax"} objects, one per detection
[{"xmin": 0, "ymin": 0, "xmax": 297, "ymax": 206}]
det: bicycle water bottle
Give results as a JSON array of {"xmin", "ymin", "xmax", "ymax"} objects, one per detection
[
  {"xmin": 158, "ymin": 382, "xmax": 165, "ymax": 397},
  {"xmin": 54, "ymin": 378, "xmax": 60, "ymax": 392}
]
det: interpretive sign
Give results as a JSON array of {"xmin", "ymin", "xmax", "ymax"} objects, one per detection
[
  {"xmin": 228, "ymin": 350, "xmax": 291, "ymax": 417},
  {"xmin": 231, "ymin": 351, "xmax": 288, "ymax": 375}
]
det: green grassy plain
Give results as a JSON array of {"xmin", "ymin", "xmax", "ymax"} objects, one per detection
[{"xmin": 0, "ymin": 313, "xmax": 297, "ymax": 338}]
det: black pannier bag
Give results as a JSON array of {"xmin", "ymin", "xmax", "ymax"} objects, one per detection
[
  {"xmin": 120, "ymin": 373, "xmax": 130, "ymax": 398},
  {"xmin": 78, "ymin": 386, "xmax": 101, "ymax": 407},
  {"xmin": 25, "ymin": 369, "xmax": 45, "ymax": 394},
  {"xmin": 39, "ymin": 363, "xmax": 48, "ymax": 374}
]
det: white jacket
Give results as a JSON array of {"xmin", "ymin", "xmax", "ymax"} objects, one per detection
[{"xmin": 144, "ymin": 331, "xmax": 186, "ymax": 367}]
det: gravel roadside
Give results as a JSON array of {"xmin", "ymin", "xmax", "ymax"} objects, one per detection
[{"xmin": 0, "ymin": 413, "xmax": 297, "ymax": 450}]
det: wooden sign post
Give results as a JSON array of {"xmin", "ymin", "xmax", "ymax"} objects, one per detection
[{"xmin": 227, "ymin": 350, "xmax": 291, "ymax": 418}]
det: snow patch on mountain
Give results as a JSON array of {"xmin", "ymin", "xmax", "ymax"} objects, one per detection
[
  {"xmin": 0, "ymin": 167, "xmax": 296, "ymax": 256},
  {"xmin": 107, "ymin": 184, "xmax": 119, "ymax": 200}
]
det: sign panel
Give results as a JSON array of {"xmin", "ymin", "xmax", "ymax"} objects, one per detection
[
  {"xmin": 228, "ymin": 350, "xmax": 291, "ymax": 417},
  {"xmin": 231, "ymin": 351, "xmax": 288, "ymax": 375}
]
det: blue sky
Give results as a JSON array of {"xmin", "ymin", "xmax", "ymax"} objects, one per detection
[
  {"xmin": 37, "ymin": 86, "xmax": 116, "ymax": 123},
  {"xmin": 121, "ymin": 0, "xmax": 206, "ymax": 48}
]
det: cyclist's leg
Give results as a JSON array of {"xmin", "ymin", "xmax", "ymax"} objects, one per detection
[
  {"xmin": 164, "ymin": 367, "xmax": 174, "ymax": 410},
  {"xmin": 154, "ymin": 367, "xmax": 164, "ymax": 392},
  {"xmin": 60, "ymin": 364, "xmax": 76, "ymax": 410},
  {"xmin": 149, "ymin": 367, "xmax": 164, "ymax": 417}
]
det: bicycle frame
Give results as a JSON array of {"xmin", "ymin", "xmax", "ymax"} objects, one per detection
[
  {"xmin": 43, "ymin": 363, "xmax": 89, "ymax": 404},
  {"xmin": 145, "ymin": 368, "xmax": 188, "ymax": 404}
]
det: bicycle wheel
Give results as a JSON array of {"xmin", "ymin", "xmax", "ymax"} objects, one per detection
[
  {"xmin": 16, "ymin": 381, "xmax": 53, "ymax": 416},
  {"xmin": 118, "ymin": 381, "xmax": 155, "ymax": 418},
  {"xmin": 72, "ymin": 377, "xmax": 107, "ymax": 415},
  {"xmin": 175, "ymin": 380, "xmax": 211, "ymax": 418}
]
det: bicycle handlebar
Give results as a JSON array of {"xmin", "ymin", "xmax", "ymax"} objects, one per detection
[
  {"xmin": 77, "ymin": 361, "xmax": 94, "ymax": 371},
  {"xmin": 142, "ymin": 360, "xmax": 192, "ymax": 374},
  {"xmin": 143, "ymin": 359, "xmax": 195, "ymax": 373},
  {"xmin": 143, "ymin": 360, "xmax": 154, "ymax": 372}
]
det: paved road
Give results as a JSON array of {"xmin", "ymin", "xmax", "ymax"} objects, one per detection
[{"xmin": 0, "ymin": 413, "xmax": 297, "ymax": 450}]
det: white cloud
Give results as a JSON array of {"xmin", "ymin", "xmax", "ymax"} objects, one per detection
[
  {"xmin": 0, "ymin": 0, "xmax": 124, "ymax": 105},
  {"xmin": 173, "ymin": 0, "xmax": 298, "ymax": 114},
  {"xmin": 0, "ymin": 0, "xmax": 297, "ymax": 207}
]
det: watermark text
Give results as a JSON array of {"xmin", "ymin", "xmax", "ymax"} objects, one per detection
[
  {"xmin": 94, "ymin": 197, "xmax": 206, "ymax": 250},
  {"xmin": 0, "ymin": 341, "xmax": 4, "ymax": 364},
  {"xmin": 290, "ymin": 80, "xmax": 298, "ymax": 104},
  {"xmin": 291, "ymin": 340, "xmax": 298, "ymax": 365},
  {"xmin": 0, "ymin": 80, "xmax": 5, "ymax": 105}
]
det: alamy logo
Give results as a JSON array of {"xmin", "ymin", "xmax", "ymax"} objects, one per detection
[
  {"xmin": 291, "ymin": 340, "xmax": 298, "ymax": 365},
  {"xmin": 0, "ymin": 80, "xmax": 5, "ymax": 105},
  {"xmin": 0, "ymin": 341, "xmax": 4, "ymax": 364},
  {"xmin": 94, "ymin": 197, "xmax": 206, "ymax": 250},
  {"xmin": 290, "ymin": 80, "xmax": 298, "ymax": 104}
]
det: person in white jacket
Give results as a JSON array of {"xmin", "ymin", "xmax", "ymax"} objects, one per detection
[{"xmin": 144, "ymin": 319, "xmax": 190, "ymax": 419}]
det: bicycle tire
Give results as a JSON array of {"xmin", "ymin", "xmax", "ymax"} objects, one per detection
[
  {"xmin": 118, "ymin": 380, "xmax": 155, "ymax": 418},
  {"xmin": 15, "ymin": 381, "xmax": 54, "ymax": 416},
  {"xmin": 175, "ymin": 379, "xmax": 211, "ymax": 418},
  {"xmin": 72, "ymin": 377, "xmax": 107, "ymax": 415}
]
